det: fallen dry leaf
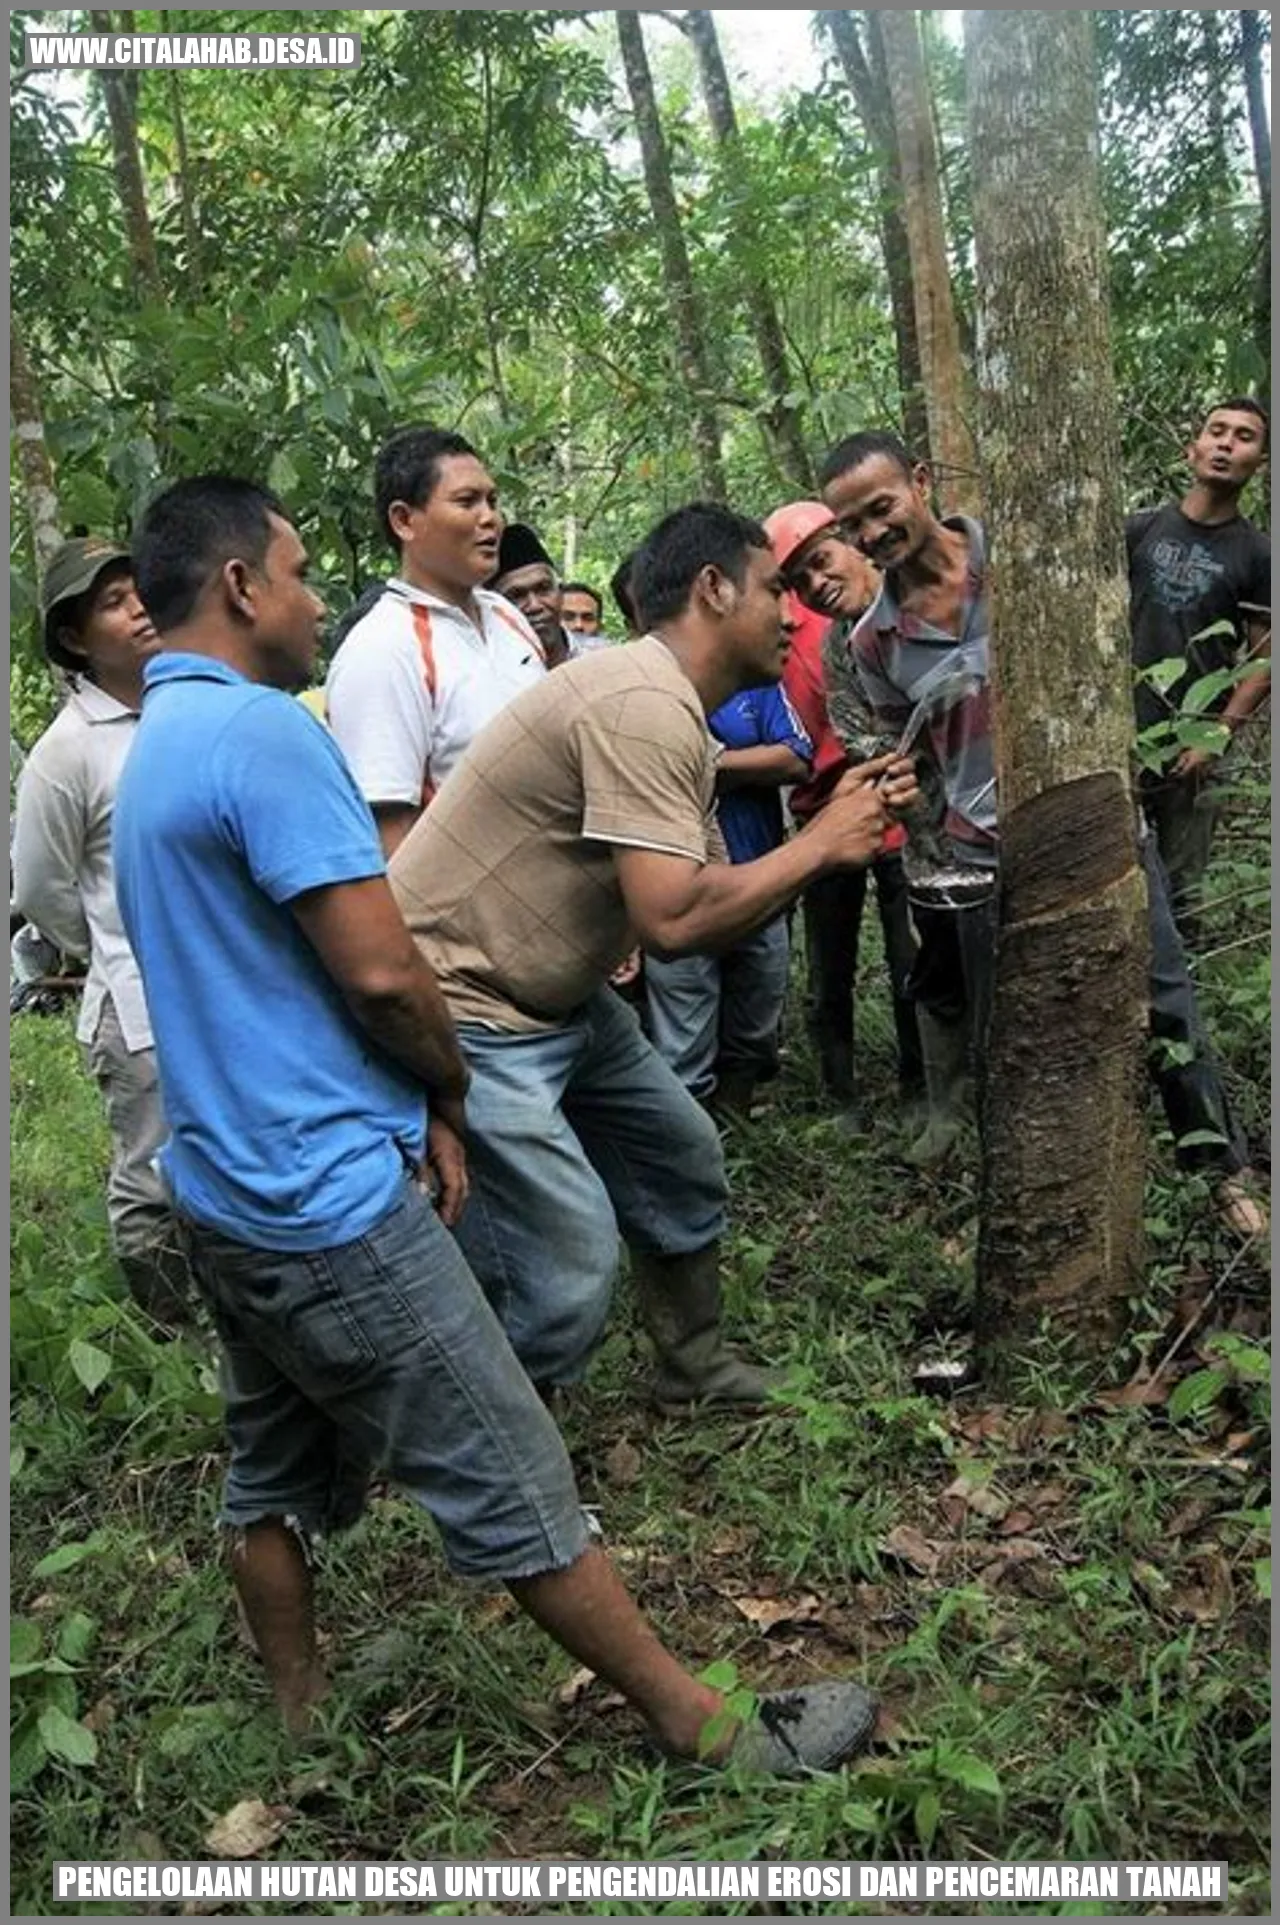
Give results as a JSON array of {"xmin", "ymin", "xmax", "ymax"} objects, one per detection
[
  {"xmin": 955, "ymin": 1407, "xmax": 1008, "ymax": 1445},
  {"xmin": 604, "ymin": 1438, "xmax": 642, "ymax": 1486},
  {"xmin": 943, "ymin": 1474, "xmax": 1009, "ymax": 1523},
  {"xmin": 707, "ymin": 1524, "xmax": 752, "ymax": 1558},
  {"xmin": 873, "ymin": 1705, "xmax": 908, "ymax": 1742},
  {"xmin": 731, "ymin": 1592, "xmax": 823, "ymax": 1634},
  {"xmin": 998, "ymin": 1508, "xmax": 1037, "ymax": 1537},
  {"xmin": 555, "ymin": 1665, "xmax": 597, "ymax": 1708},
  {"xmin": 881, "ymin": 1524, "xmax": 941, "ymax": 1575},
  {"xmin": 850, "ymin": 1583, "xmax": 894, "ymax": 1620},
  {"xmin": 1092, "ymin": 1374, "xmax": 1175, "ymax": 1409},
  {"xmin": 937, "ymin": 1494, "xmax": 969, "ymax": 1533},
  {"xmin": 82, "ymin": 1696, "xmax": 116, "ymax": 1734},
  {"xmin": 1171, "ymin": 1550, "xmax": 1234, "ymax": 1624},
  {"xmin": 204, "ymin": 1799, "xmax": 291, "ymax": 1859}
]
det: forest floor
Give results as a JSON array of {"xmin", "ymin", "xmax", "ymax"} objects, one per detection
[{"xmin": 10, "ymin": 799, "xmax": 1271, "ymax": 1918}]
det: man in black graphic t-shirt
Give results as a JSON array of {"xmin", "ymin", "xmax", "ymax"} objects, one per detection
[{"xmin": 1127, "ymin": 397, "xmax": 1270, "ymax": 940}]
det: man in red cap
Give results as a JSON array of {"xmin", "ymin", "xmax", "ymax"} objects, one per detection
[{"xmin": 764, "ymin": 502, "xmax": 922, "ymax": 1131}]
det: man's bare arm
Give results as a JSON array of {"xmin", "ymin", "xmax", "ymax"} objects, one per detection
[
  {"xmin": 290, "ymin": 875, "xmax": 469, "ymax": 1100},
  {"xmin": 617, "ymin": 755, "xmax": 916, "ymax": 958},
  {"xmin": 715, "ymin": 744, "xmax": 810, "ymax": 791},
  {"xmin": 372, "ymin": 802, "xmax": 423, "ymax": 859},
  {"xmin": 1224, "ymin": 612, "xmax": 1271, "ymax": 731}
]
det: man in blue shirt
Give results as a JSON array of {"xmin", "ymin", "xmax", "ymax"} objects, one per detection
[
  {"xmin": 112, "ymin": 474, "xmax": 881, "ymax": 1770},
  {"xmin": 644, "ymin": 681, "xmax": 813, "ymax": 1114}
]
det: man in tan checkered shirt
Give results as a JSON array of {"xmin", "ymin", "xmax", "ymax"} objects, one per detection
[{"xmin": 391, "ymin": 504, "xmax": 918, "ymax": 1410}]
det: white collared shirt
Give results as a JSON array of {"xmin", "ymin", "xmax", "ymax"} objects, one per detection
[
  {"xmin": 325, "ymin": 579, "xmax": 546, "ymax": 807},
  {"xmin": 12, "ymin": 680, "xmax": 152, "ymax": 1050}
]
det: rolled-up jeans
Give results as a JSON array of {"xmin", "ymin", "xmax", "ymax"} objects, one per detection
[
  {"xmin": 453, "ymin": 989, "xmax": 729, "ymax": 1385},
  {"xmin": 181, "ymin": 1180, "xmax": 591, "ymax": 1580}
]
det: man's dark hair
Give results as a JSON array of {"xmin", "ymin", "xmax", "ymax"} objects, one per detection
[
  {"xmin": 1197, "ymin": 396, "xmax": 1269, "ymax": 452},
  {"xmin": 375, "ymin": 426, "xmax": 477, "ymax": 550},
  {"xmin": 134, "ymin": 477, "xmax": 287, "ymax": 633},
  {"xmin": 818, "ymin": 430, "xmax": 917, "ymax": 491},
  {"xmin": 630, "ymin": 504, "xmax": 770, "ymax": 627},
  {"xmin": 610, "ymin": 551, "xmax": 641, "ymax": 630},
  {"xmin": 561, "ymin": 580, "xmax": 603, "ymax": 617}
]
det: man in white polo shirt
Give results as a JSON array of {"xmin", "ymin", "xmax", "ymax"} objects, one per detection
[{"xmin": 326, "ymin": 427, "xmax": 546, "ymax": 855}]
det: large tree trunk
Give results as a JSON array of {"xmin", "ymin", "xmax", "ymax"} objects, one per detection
[
  {"xmin": 824, "ymin": 11, "xmax": 928, "ymax": 457},
  {"xmin": 1239, "ymin": 10, "xmax": 1271, "ymax": 396},
  {"xmin": 685, "ymin": 10, "xmax": 815, "ymax": 492},
  {"xmin": 616, "ymin": 12, "xmax": 727, "ymax": 499},
  {"xmin": 876, "ymin": 9, "xmax": 978, "ymax": 514},
  {"xmin": 89, "ymin": 9, "xmax": 165, "ymax": 305},
  {"xmin": 966, "ymin": 9, "xmax": 1148, "ymax": 1370},
  {"xmin": 10, "ymin": 322, "xmax": 63, "ymax": 575}
]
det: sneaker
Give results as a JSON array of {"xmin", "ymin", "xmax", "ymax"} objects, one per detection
[{"xmin": 728, "ymin": 1681, "xmax": 879, "ymax": 1775}]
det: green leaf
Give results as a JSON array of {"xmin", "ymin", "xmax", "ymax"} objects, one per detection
[
  {"xmin": 914, "ymin": 1786, "xmax": 940, "ymax": 1848},
  {"xmin": 11, "ymin": 1619, "xmax": 41, "ymax": 1667},
  {"xmin": 1167, "ymin": 1368, "xmax": 1226, "ymax": 1422},
  {"xmin": 936, "ymin": 1748, "xmax": 1002, "ymax": 1798},
  {"xmin": 31, "ymin": 1540, "xmax": 95, "ymax": 1578},
  {"xmin": 1254, "ymin": 1558, "xmax": 1271, "ymax": 1601},
  {"xmin": 10, "ymin": 1713, "xmax": 47, "ymax": 1789},
  {"xmin": 10, "ymin": 1441, "xmax": 26, "ymax": 1480},
  {"xmin": 268, "ymin": 455, "xmax": 299, "ymax": 499},
  {"xmin": 56, "ymin": 1612, "xmax": 98, "ymax": 1665},
  {"xmin": 1136, "ymin": 655, "xmax": 1187, "ymax": 695},
  {"xmin": 37, "ymin": 1703, "xmax": 98, "ymax": 1768},
  {"xmin": 68, "ymin": 1338, "xmax": 111, "ymax": 1394}
]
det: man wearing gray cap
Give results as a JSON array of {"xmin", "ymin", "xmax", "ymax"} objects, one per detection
[{"xmin": 12, "ymin": 537, "xmax": 191, "ymax": 1328}]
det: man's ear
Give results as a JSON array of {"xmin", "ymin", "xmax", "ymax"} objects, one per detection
[
  {"xmin": 221, "ymin": 556, "xmax": 256, "ymax": 621},
  {"xmin": 910, "ymin": 460, "xmax": 933, "ymax": 497},
  {"xmin": 387, "ymin": 498, "xmax": 417, "ymax": 544},
  {"xmin": 698, "ymin": 563, "xmax": 737, "ymax": 617}
]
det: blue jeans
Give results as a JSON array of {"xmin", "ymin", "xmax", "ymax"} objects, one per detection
[
  {"xmin": 454, "ymin": 990, "xmax": 728, "ymax": 1385},
  {"xmin": 181, "ymin": 1181, "xmax": 590, "ymax": 1581},
  {"xmin": 643, "ymin": 917, "xmax": 791, "ymax": 1099}
]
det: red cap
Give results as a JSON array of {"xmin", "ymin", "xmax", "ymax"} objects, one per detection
[{"xmin": 763, "ymin": 500, "xmax": 839, "ymax": 570}]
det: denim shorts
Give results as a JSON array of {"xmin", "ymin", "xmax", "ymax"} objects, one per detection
[{"xmin": 180, "ymin": 1180, "xmax": 590, "ymax": 1581}]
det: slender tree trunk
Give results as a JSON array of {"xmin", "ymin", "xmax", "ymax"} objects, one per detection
[
  {"xmin": 966, "ymin": 10, "xmax": 1148, "ymax": 1370},
  {"xmin": 685, "ymin": 10, "xmax": 815, "ymax": 492},
  {"xmin": 616, "ymin": 11, "xmax": 727, "ymax": 499},
  {"xmin": 1239, "ymin": 10, "xmax": 1271, "ymax": 395},
  {"xmin": 11, "ymin": 322, "xmax": 63, "ymax": 575},
  {"xmin": 89, "ymin": 10, "xmax": 166, "ymax": 305},
  {"xmin": 824, "ymin": 11, "xmax": 928, "ymax": 456},
  {"xmin": 161, "ymin": 13, "xmax": 202, "ymax": 300},
  {"xmin": 876, "ymin": 8, "xmax": 978, "ymax": 513}
]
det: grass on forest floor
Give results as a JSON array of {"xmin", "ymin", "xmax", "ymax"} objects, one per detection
[{"xmin": 9, "ymin": 880, "xmax": 1271, "ymax": 1918}]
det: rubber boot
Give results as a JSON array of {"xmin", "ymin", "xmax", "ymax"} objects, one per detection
[
  {"xmin": 628, "ymin": 1242, "xmax": 779, "ymax": 1415},
  {"xmin": 816, "ymin": 1038, "xmax": 865, "ymax": 1136},
  {"xmin": 904, "ymin": 1010, "xmax": 970, "ymax": 1169},
  {"xmin": 118, "ymin": 1243, "xmax": 197, "ymax": 1335},
  {"xmin": 709, "ymin": 1066, "xmax": 758, "ymax": 1120}
]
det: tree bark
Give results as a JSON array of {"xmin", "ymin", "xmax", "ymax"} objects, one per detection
[
  {"xmin": 1239, "ymin": 10, "xmax": 1271, "ymax": 394},
  {"xmin": 876, "ymin": 8, "xmax": 978, "ymax": 513},
  {"xmin": 685, "ymin": 10, "xmax": 815, "ymax": 492},
  {"xmin": 823, "ymin": 11, "xmax": 928, "ymax": 457},
  {"xmin": 616, "ymin": 12, "xmax": 727, "ymax": 499},
  {"xmin": 11, "ymin": 321, "xmax": 63, "ymax": 576},
  {"xmin": 89, "ymin": 9, "xmax": 165, "ymax": 305},
  {"xmin": 965, "ymin": 9, "xmax": 1148, "ymax": 1369}
]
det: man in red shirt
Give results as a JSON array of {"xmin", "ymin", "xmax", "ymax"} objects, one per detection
[{"xmin": 767, "ymin": 502, "xmax": 923, "ymax": 1128}]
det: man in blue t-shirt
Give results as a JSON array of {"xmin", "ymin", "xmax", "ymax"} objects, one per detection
[
  {"xmin": 111, "ymin": 474, "xmax": 881, "ymax": 1771},
  {"xmin": 644, "ymin": 681, "xmax": 813, "ymax": 1113}
]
